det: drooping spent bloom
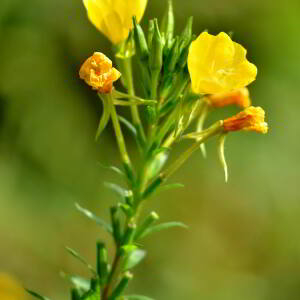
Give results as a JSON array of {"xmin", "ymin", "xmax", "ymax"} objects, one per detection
[
  {"xmin": 223, "ymin": 106, "xmax": 268, "ymax": 134},
  {"xmin": 79, "ymin": 52, "xmax": 121, "ymax": 93},
  {"xmin": 82, "ymin": 0, "xmax": 148, "ymax": 45},
  {"xmin": 188, "ymin": 32, "xmax": 257, "ymax": 95},
  {"xmin": 207, "ymin": 88, "xmax": 251, "ymax": 108}
]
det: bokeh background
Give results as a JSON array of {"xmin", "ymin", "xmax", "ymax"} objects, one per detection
[{"xmin": 1, "ymin": 0, "xmax": 300, "ymax": 299}]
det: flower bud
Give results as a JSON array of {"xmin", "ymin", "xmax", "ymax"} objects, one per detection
[
  {"xmin": 149, "ymin": 19, "xmax": 163, "ymax": 72},
  {"xmin": 79, "ymin": 52, "xmax": 121, "ymax": 93},
  {"xmin": 207, "ymin": 88, "xmax": 251, "ymax": 108},
  {"xmin": 223, "ymin": 106, "xmax": 268, "ymax": 134},
  {"xmin": 133, "ymin": 16, "xmax": 149, "ymax": 62},
  {"xmin": 161, "ymin": 0, "xmax": 175, "ymax": 50}
]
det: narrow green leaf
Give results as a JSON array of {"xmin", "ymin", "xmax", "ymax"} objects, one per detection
[
  {"xmin": 139, "ymin": 222, "xmax": 188, "ymax": 239},
  {"xmin": 123, "ymin": 249, "xmax": 146, "ymax": 270},
  {"xmin": 65, "ymin": 246, "xmax": 96, "ymax": 275},
  {"xmin": 26, "ymin": 289, "xmax": 52, "ymax": 300},
  {"xmin": 97, "ymin": 162, "xmax": 125, "ymax": 177},
  {"xmin": 95, "ymin": 95, "xmax": 112, "ymax": 141},
  {"xmin": 119, "ymin": 116, "xmax": 137, "ymax": 137},
  {"xmin": 103, "ymin": 182, "xmax": 132, "ymax": 199},
  {"xmin": 60, "ymin": 272, "xmax": 90, "ymax": 292},
  {"xmin": 218, "ymin": 133, "xmax": 229, "ymax": 183},
  {"xmin": 122, "ymin": 296, "xmax": 155, "ymax": 300},
  {"xmin": 75, "ymin": 203, "xmax": 113, "ymax": 233},
  {"xmin": 155, "ymin": 183, "xmax": 184, "ymax": 194}
]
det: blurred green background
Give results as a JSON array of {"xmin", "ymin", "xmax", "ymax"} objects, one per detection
[{"xmin": 1, "ymin": 0, "xmax": 300, "ymax": 299}]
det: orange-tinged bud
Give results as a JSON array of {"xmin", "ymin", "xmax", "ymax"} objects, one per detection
[
  {"xmin": 223, "ymin": 106, "xmax": 268, "ymax": 134},
  {"xmin": 79, "ymin": 52, "xmax": 121, "ymax": 93},
  {"xmin": 207, "ymin": 88, "xmax": 251, "ymax": 108}
]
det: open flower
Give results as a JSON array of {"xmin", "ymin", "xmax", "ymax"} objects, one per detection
[
  {"xmin": 79, "ymin": 52, "xmax": 121, "ymax": 93},
  {"xmin": 223, "ymin": 106, "xmax": 268, "ymax": 134},
  {"xmin": 207, "ymin": 88, "xmax": 251, "ymax": 108},
  {"xmin": 83, "ymin": 0, "xmax": 148, "ymax": 45},
  {"xmin": 188, "ymin": 32, "xmax": 257, "ymax": 95}
]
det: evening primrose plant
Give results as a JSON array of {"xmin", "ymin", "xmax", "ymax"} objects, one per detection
[{"xmin": 27, "ymin": 1, "xmax": 268, "ymax": 300}]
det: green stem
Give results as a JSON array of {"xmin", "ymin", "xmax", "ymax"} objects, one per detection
[
  {"xmin": 120, "ymin": 57, "xmax": 147, "ymax": 149},
  {"xmin": 143, "ymin": 121, "xmax": 223, "ymax": 199},
  {"xmin": 107, "ymin": 94, "xmax": 134, "ymax": 182}
]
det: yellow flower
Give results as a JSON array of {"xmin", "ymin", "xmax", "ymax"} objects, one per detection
[
  {"xmin": 223, "ymin": 106, "xmax": 268, "ymax": 134},
  {"xmin": 0, "ymin": 273, "xmax": 27, "ymax": 300},
  {"xmin": 79, "ymin": 52, "xmax": 121, "ymax": 93},
  {"xmin": 207, "ymin": 87, "xmax": 251, "ymax": 108},
  {"xmin": 82, "ymin": 0, "xmax": 148, "ymax": 45},
  {"xmin": 188, "ymin": 32, "xmax": 257, "ymax": 95}
]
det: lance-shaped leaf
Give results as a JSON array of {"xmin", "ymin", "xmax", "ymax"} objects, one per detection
[
  {"xmin": 155, "ymin": 183, "xmax": 184, "ymax": 194},
  {"xmin": 75, "ymin": 203, "xmax": 113, "ymax": 234},
  {"xmin": 26, "ymin": 289, "xmax": 52, "ymax": 300},
  {"xmin": 97, "ymin": 162, "xmax": 125, "ymax": 178},
  {"xmin": 138, "ymin": 222, "xmax": 188, "ymax": 239},
  {"xmin": 119, "ymin": 116, "xmax": 137, "ymax": 138},
  {"xmin": 196, "ymin": 102, "xmax": 210, "ymax": 158},
  {"xmin": 95, "ymin": 95, "xmax": 113, "ymax": 141},
  {"xmin": 80, "ymin": 279, "xmax": 101, "ymax": 300},
  {"xmin": 121, "ymin": 295, "xmax": 155, "ymax": 300},
  {"xmin": 65, "ymin": 246, "xmax": 96, "ymax": 275},
  {"xmin": 103, "ymin": 182, "xmax": 133, "ymax": 201},
  {"xmin": 123, "ymin": 249, "xmax": 147, "ymax": 271},
  {"xmin": 60, "ymin": 272, "xmax": 90, "ymax": 293},
  {"xmin": 218, "ymin": 133, "xmax": 229, "ymax": 182},
  {"xmin": 113, "ymin": 90, "xmax": 157, "ymax": 103}
]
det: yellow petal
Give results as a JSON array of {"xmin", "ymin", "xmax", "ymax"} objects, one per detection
[
  {"xmin": 188, "ymin": 31, "xmax": 258, "ymax": 94},
  {"xmin": 83, "ymin": 0, "xmax": 148, "ymax": 44}
]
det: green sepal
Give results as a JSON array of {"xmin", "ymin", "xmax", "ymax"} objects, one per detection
[
  {"xmin": 97, "ymin": 242, "xmax": 109, "ymax": 285},
  {"xmin": 138, "ymin": 222, "xmax": 188, "ymax": 239},
  {"xmin": 75, "ymin": 203, "xmax": 113, "ymax": 234},
  {"xmin": 26, "ymin": 289, "xmax": 52, "ymax": 300},
  {"xmin": 122, "ymin": 248, "xmax": 146, "ymax": 271},
  {"xmin": 65, "ymin": 246, "xmax": 96, "ymax": 275},
  {"xmin": 95, "ymin": 94, "xmax": 113, "ymax": 141},
  {"xmin": 133, "ymin": 16, "xmax": 149, "ymax": 62},
  {"xmin": 134, "ymin": 212, "xmax": 160, "ymax": 241}
]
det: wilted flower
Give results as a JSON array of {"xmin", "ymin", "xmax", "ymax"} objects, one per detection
[
  {"xmin": 207, "ymin": 88, "xmax": 251, "ymax": 108},
  {"xmin": 83, "ymin": 0, "xmax": 148, "ymax": 45},
  {"xmin": 223, "ymin": 106, "xmax": 268, "ymax": 134},
  {"xmin": 188, "ymin": 32, "xmax": 257, "ymax": 95},
  {"xmin": 0, "ymin": 273, "xmax": 27, "ymax": 300},
  {"xmin": 79, "ymin": 52, "xmax": 121, "ymax": 93}
]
